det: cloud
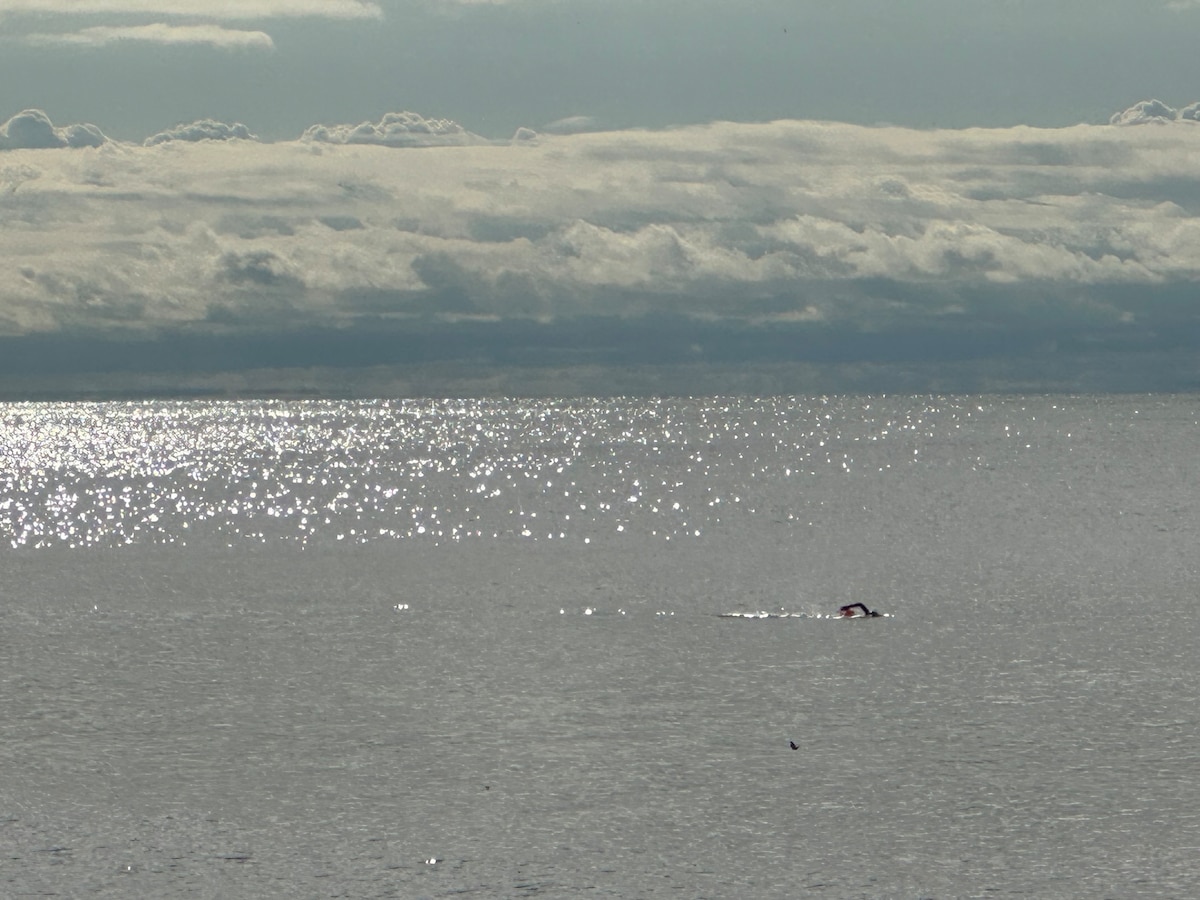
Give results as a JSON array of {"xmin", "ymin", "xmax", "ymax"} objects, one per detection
[
  {"xmin": 0, "ymin": 108, "xmax": 108, "ymax": 149},
  {"xmin": 1111, "ymin": 99, "xmax": 1178, "ymax": 125},
  {"xmin": 300, "ymin": 111, "xmax": 485, "ymax": 147},
  {"xmin": 541, "ymin": 116, "xmax": 602, "ymax": 136},
  {"xmin": 145, "ymin": 119, "xmax": 258, "ymax": 146},
  {"xmin": 1179, "ymin": 102, "xmax": 1200, "ymax": 122},
  {"xmin": 0, "ymin": 0, "xmax": 382, "ymax": 18},
  {"xmin": 24, "ymin": 23, "xmax": 274, "ymax": 50},
  {"xmin": 1110, "ymin": 98, "xmax": 1200, "ymax": 126},
  {"xmin": 4, "ymin": 116, "xmax": 1200, "ymax": 390}
]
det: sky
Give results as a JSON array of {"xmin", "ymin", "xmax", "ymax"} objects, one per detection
[{"xmin": 2, "ymin": 0, "xmax": 1200, "ymax": 396}]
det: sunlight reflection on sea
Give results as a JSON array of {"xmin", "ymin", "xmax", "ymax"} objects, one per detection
[{"xmin": 1, "ymin": 396, "xmax": 1017, "ymax": 551}]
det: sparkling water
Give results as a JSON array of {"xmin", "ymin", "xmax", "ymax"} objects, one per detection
[{"xmin": 2, "ymin": 395, "xmax": 1197, "ymax": 897}]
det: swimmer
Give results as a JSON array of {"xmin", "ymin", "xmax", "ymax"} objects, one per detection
[{"xmin": 837, "ymin": 602, "xmax": 882, "ymax": 618}]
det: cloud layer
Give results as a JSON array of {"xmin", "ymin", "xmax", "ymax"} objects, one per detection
[
  {"xmin": 0, "ymin": 0, "xmax": 381, "ymax": 18},
  {"xmin": 2, "ymin": 105, "xmax": 1200, "ymax": 391},
  {"xmin": 24, "ymin": 23, "xmax": 275, "ymax": 50},
  {"xmin": 6, "ymin": 0, "xmax": 378, "ymax": 55}
]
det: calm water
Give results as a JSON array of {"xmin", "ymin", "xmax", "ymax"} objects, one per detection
[{"xmin": 1, "ymin": 396, "xmax": 1197, "ymax": 898}]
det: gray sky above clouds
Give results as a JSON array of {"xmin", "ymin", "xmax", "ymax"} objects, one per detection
[
  {"xmin": 3, "ymin": 0, "xmax": 1198, "ymax": 139},
  {"xmin": 2, "ymin": 0, "xmax": 1200, "ymax": 396}
]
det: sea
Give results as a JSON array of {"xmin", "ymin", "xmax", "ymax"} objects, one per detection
[{"xmin": 1, "ymin": 394, "xmax": 1197, "ymax": 899}]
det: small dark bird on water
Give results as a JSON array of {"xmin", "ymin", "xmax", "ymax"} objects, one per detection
[{"xmin": 789, "ymin": 741, "xmax": 799, "ymax": 750}]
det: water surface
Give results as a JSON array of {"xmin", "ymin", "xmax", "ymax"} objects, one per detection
[{"xmin": 2, "ymin": 395, "xmax": 1197, "ymax": 897}]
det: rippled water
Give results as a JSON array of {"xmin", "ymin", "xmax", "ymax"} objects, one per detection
[
  {"xmin": 2, "ymin": 395, "xmax": 1198, "ymax": 898},
  {"xmin": 0, "ymin": 395, "xmax": 1096, "ymax": 552}
]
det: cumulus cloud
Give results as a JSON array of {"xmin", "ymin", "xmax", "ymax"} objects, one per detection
[
  {"xmin": 1111, "ymin": 99, "xmax": 1178, "ymax": 125},
  {"xmin": 145, "ymin": 119, "xmax": 258, "ymax": 146},
  {"xmin": 4, "ymin": 117, "xmax": 1200, "ymax": 389},
  {"xmin": 0, "ymin": 0, "xmax": 381, "ymax": 18},
  {"xmin": 24, "ymin": 23, "xmax": 274, "ymax": 50},
  {"xmin": 300, "ymin": 111, "xmax": 484, "ymax": 147},
  {"xmin": 0, "ymin": 109, "xmax": 107, "ymax": 149},
  {"xmin": 1109, "ymin": 98, "xmax": 1200, "ymax": 125},
  {"xmin": 1178, "ymin": 102, "xmax": 1200, "ymax": 122}
]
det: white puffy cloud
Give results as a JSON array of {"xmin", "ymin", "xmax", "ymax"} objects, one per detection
[
  {"xmin": 300, "ymin": 111, "xmax": 484, "ymax": 147},
  {"xmin": 0, "ymin": 109, "xmax": 108, "ymax": 149},
  {"xmin": 3, "ymin": 115, "xmax": 1200, "ymax": 385},
  {"xmin": 24, "ymin": 23, "xmax": 274, "ymax": 50},
  {"xmin": 1111, "ymin": 99, "xmax": 1178, "ymax": 125},
  {"xmin": 0, "ymin": 0, "xmax": 381, "ymax": 18},
  {"xmin": 145, "ymin": 119, "xmax": 258, "ymax": 146},
  {"xmin": 1109, "ymin": 98, "xmax": 1200, "ymax": 126}
]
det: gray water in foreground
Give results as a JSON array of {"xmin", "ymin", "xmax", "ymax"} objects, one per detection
[{"xmin": 1, "ymin": 395, "xmax": 1198, "ymax": 898}]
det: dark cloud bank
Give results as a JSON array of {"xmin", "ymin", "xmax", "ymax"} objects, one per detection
[{"xmin": 3, "ymin": 105, "xmax": 1200, "ymax": 398}]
